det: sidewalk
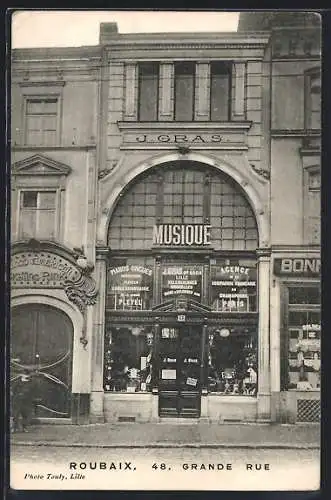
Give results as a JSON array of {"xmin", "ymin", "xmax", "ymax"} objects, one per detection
[{"xmin": 11, "ymin": 422, "xmax": 320, "ymax": 449}]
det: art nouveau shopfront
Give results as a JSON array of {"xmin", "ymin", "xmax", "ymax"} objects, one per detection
[
  {"xmin": 98, "ymin": 158, "xmax": 271, "ymax": 423},
  {"xmin": 11, "ymin": 241, "xmax": 98, "ymax": 423}
]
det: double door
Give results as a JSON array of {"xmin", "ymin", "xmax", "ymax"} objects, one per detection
[{"xmin": 158, "ymin": 325, "xmax": 203, "ymax": 418}]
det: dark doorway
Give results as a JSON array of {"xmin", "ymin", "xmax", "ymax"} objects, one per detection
[
  {"xmin": 11, "ymin": 304, "xmax": 73, "ymax": 418},
  {"xmin": 158, "ymin": 325, "xmax": 202, "ymax": 417}
]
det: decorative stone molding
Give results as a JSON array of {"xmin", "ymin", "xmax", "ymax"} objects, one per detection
[
  {"xmin": 250, "ymin": 164, "xmax": 270, "ymax": 180},
  {"xmin": 12, "ymin": 154, "xmax": 71, "ymax": 177},
  {"xmin": 64, "ymin": 271, "xmax": 98, "ymax": 314},
  {"xmin": 98, "ymin": 161, "xmax": 118, "ymax": 179}
]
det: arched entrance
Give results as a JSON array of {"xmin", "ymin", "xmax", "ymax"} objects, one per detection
[
  {"xmin": 103, "ymin": 160, "xmax": 261, "ymax": 420},
  {"xmin": 11, "ymin": 304, "xmax": 74, "ymax": 418}
]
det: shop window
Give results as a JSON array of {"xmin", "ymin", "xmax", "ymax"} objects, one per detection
[
  {"xmin": 282, "ymin": 285, "xmax": 321, "ymax": 391},
  {"xmin": 24, "ymin": 97, "xmax": 60, "ymax": 146},
  {"xmin": 210, "ymin": 258, "xmax": 257, "ymax": 312},
  {"xmin": 104, "ymin": 326, "xmax": 154, "ymax": 392},
  {"xmin": 18, "ymin": 190, "xmax": 58, "ymax": 240},
  {"xmin": 305, "ymin": 68, "xmax": 321, "ymax": 131},
  {"xmin": 208, "ymin": 327, "xmax": 258, "ymax": 395},
  {"xmin": 210, "ymin": 62, "xmax": 231, "ymax": 121},
  {"xmin": 138, "ymin": 63, "xmax": 159, "ymax": 121},
  {"xmin": 174, "ymin": 62, "xmax": 195, "ymax": 121},
  {"xmin": 106, "ymin": 256, "xmax": 154, "ymax": 310}
]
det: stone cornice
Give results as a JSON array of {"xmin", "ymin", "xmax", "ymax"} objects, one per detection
[{"xmin": 117, "ymin": 121, "xmax": 252, "ymax": 132}]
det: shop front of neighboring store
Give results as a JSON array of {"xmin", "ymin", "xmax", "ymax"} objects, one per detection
[
  {"xmin": 273, "ymin": 255, "xmax": 321, "ymax": 423},
  {"xmin": 102, "ymin": 160, "xmax": 268, "ymax": 422}
]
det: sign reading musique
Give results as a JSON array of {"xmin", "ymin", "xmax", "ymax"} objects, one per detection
[{"xmin": 152, "ymin": 224, "xmax": 211, "ymax": 246}]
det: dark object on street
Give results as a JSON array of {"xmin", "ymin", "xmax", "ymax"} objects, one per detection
[{"xmin": 11, "ymin": 371, "xmax": 35, "ymax": 432}]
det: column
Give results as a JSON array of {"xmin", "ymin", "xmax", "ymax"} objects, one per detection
[
  {"xmin": 151, "ymin": 322, "xmax": 160, "ymax": 422},
  {"xmin": 159, "ymin": 63, "xmax": 174, "ymax": 121},
  {"xmin": 200, "ymin": 323, "xmax": 209, "ymax": 420},
  {"xmin": 257, "ymin": 248, "xmax": 271, "ymax": 422},
  {"xmin": 90, "ymin": 247, "xmax": 109, "ymax": 423},
  {"xmin": 195, "ymin": 62, "xmax": 210, "ymax": 121},
  {"xmin": 123, "ymin": 63, "xmax": 138, "ymax": 121},
  {"xmin": 232, "ymin": 61, "xmax": 246, "ymax": 120}
]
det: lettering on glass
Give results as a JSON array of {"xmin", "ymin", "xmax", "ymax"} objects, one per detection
[
  {"xmin": 161, "ymin": 264, "xmax": 203, "ymax": 301},
  {"xmin": 108, "ymin": 264, "xmax": 153, "ymax": 310},
  {"xmin": 210, "ymin": 260, "xmax": 257, "ymax": 312}
]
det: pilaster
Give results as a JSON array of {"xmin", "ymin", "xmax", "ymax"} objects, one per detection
[
  {"xmin": 90, "ymin": 247, "xmax": 109, "ymax": 422},
  {"xmin": 195, "ymin": 62, "xmax": 210, "ymax": 121},
  {"xmin": 256, "ymin": 248, "xmax": 271, "ymax": 421},
  {"xmin": 159, "ymin": 63, "xmax": 174, "ymax": 121},
  {"xmin": 233, "ymin": 61, "xmax": 246, "ymax": 120},
  {"xmin": 123, "ymin": 63, "xmax": 138, "ymax": 121}
]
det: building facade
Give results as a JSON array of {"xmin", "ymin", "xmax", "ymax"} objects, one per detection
[{"xmin": 10, "ymin": 13, "xmax": 321, "ymax": 425}]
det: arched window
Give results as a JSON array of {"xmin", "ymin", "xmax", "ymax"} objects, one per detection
[{"xmin": 108, "ymin": 161, "xmax": 258, "ymax": 251}]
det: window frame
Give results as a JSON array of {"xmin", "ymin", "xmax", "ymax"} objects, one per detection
[
  {"xmin": 304, "ymin": 67, "xmax": 321, "ymax": 132},
  {"xmin": 302, "ymin": 164, "xmax": 321, "ymax": 245},
  {"xmin": 137, "ymin": 62, "xmax": 160, "ymax": 122},
  {"xmin": 280, "ymin": 281, "xmax": 321, "ymax": 392},
  {"xmin": 16, "ymin": 187, "xmax": 62, "ymax": 241},
  {"xmin": 22, "ymin": 93, "xmax": 63, "ymax": 147},
  {"xmin": 209, "ymin": 61, "xmax": 232, "ymax": 122},
  {"xmin": 174, "ymin": 61, "xmax": 196, "ymax": 122}
]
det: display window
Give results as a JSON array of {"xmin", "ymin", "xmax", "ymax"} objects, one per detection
[
  {"xmin": 282, "ymin": 285, "xmax": 321, "ymax": 391},
  {"xmin": 104, "ymin": 325, "xmax": 154, "ymax": 392},
  {"xmin": 208, "ymin": 326, "xmax": 258, "ymax": 396}
]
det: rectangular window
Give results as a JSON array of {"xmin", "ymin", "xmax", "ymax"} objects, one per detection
[
  {"xmin": 208, "ymin": 326, "xmax": 258, "ymax": 396},
  {"xmin": 304, "ymin": 169, "xmax": 321, "ymax": 245},
  {"xmin": 104, "ymin": 325, "xmax": 153, "ymax": 392},
  {"xmin": 19, "ymin": 190, "xmax": 57, "ymax": 239},
  {"xmin": 210, "ymin": 62, "xmax": 231, "ymax": 121},
  {"xmin": 305, "ymin": 70, "xmax": 321, "ymax": 130},
  {"xmin": 107, "ymin": 257, "xmax": 154, "ymax": 310},
  {"xmin": 174, "ymin": 62, "xmax": 195, "ymax": 121},
  {"xmin": 25, "ymin": 97, "xmax": 59, "ymax": 146},
  {"xmin": 138, "ymin": 63, "xmax": 159, "ymax": 121},
  {"xmin": 282, "ymin": 285, "xmax": 321, "ymax": 391}
]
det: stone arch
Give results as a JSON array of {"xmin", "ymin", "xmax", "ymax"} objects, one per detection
[{"xmin": 98, "ymin": 152, "xmax": 269, "ymax": 247}]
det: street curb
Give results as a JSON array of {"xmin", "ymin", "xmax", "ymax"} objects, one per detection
[{"xmin": 11, "ymin": 441, "xmax": 320, "ymax": 450}]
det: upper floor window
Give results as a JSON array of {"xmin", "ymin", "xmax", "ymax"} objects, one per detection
[
  {"xmin": 174, "ymin": 62, "xmax": 195, "ymax": 121},
  {"xmin": 138, "ymin": 63, "xmax": 159, "ymax": 121},
  {"xmin": 24, "ymin": 97, "xmax": 60, "ymax": 146},
  {"xmin": 305, "ymin": 69, "xmax": 321, "ymax": 131},
  {"xmin": 133, "ymin": 61, "xmax": 232, "ymax": 123},
  {"xmin": 210, "ymin": 62, "xmax": 231, "ymax": 121},
  {"xmin": 19, "ymin": 190, "xmax": 58, "ymax": 240},
  {"xmin": 305, "ymin": 168, "xmax": 321, "ymax": 245},
  {"xmin": 11, "ymin": 154, "xmax": 71, "ymax": 242}
]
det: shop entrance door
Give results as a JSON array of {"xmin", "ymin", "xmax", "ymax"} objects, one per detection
[{"xmin": 158, "ymin": 325, "xmax": 202, "ymax": 418}]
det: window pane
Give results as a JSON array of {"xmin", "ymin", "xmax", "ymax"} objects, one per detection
[
  {"xmin": 38, "ymin": 210, "xmax": 56, "ymax": 239},
  {"xmin": 104, "ymin": 326, "xmax": 153, "ymax": 392},
  {"xmin": 39, "ymin": 191, "xmax": 56, "ymax": 209},
  {"xmin": 43, "ymin": 99, "xmax": 58, "ymax": 113},
  {"xmin": 175, "ymin": 62, "xmax": 195, "ymax": 121},
  {"xmin": 20, "ymin": 210, "xmax": 36, "ymax": 238},
  {"xmin": 210, "ymin": 62, "xmax": 230, "ymax": 121},
  {"xmin": 138, "ymin": 63, "xmax": 159, "ymax": 121},
  {"xmin": 208, "ymin": 328, "xmax": 258, "ymax": 395},
  {"xmin": 22, "ymin": 191, "xmax": 38, "ymax": 208},
  {"xmin": 289, "ymin": 286, "xmax": 320, "ymax": 305}
]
